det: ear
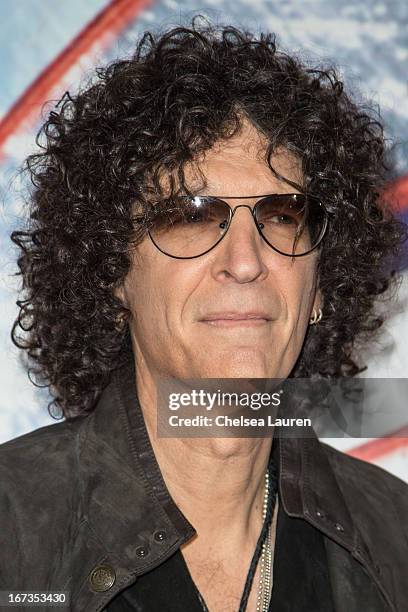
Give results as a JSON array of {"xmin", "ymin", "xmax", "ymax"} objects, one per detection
[
  {"xmin": 312, "ymin": 286, "xmax": 323, "ymax": 313},
  {"xmin": 113, "ymin": 284, "xmax": 128, "ymax": 308}
]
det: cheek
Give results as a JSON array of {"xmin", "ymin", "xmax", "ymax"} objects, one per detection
[
  {"xmin": 279, "ymin": 262, "xmax": 317, "ymax": 319},
  {"xmin": 127, "ymin": 270, "xmax": 163, "ymax": 317},
  {"xmin": 123, "ymin": 253, "xmax": 191, "ymax": 329}
]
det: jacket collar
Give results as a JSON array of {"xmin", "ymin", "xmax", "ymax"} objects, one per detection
[
  {"xmin": 77, "ymin": 358, "xmax": 196, "ymax": 556},
  {"xmin": 69, "ymin": 358, "xmax": 382, "ymax": 610}
]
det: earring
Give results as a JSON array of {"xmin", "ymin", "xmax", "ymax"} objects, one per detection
[
  {"xmin": 115, "ymin": 311, "xmax": 129, "ymax": 332},
  {"xmin": 309, "ymin": 307, "xmax": 323, "ymax": 325}
]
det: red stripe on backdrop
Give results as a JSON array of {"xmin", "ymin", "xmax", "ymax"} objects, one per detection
[
  {"xmin": 382, "ymin": 174, "xmax": 408, "ymax": 212},
  {"xmin": 0, "ymin": 0, "xmax": 155, "ymax": 155},
  {"xmin": 347, "ymin": 425, "xmax": 408, "ymax": 462}
]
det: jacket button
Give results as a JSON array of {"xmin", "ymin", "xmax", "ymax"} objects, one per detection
[
  {"xmin": 316, "ymin": 510, "xmax": 325, "ymax": 518},
  {"xmin": 135, "ymin": 545, "xmax": 149, "ymax": 557},
  {"xmin": 154, "ymin": 530, "xmax": 167, "ymax": 543},
  {"xmin": 334, "ymin": 522, "xmax": 344, "ymax": 532},
  {"xmin": 89, "ymin": 565, "xmax": 116, "ymax": 592}
]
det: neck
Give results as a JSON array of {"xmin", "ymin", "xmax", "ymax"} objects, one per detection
[{"xmin": 134, "ymin": 363, "xmax": 274, "ymax": 556}]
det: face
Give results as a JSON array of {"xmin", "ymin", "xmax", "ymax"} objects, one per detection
[{"xmin": 116, "ymin": 119, "xmax": 321, "ymax": 382}]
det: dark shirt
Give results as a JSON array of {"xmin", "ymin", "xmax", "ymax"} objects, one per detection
[{"xmin": 105, "ymin": 437, "xmax": 335, "ymax": 611}]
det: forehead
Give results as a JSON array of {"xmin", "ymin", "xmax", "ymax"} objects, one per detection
[{"xmin": 183, "ymin": 118, "xmax": 303, "ymax": 196}]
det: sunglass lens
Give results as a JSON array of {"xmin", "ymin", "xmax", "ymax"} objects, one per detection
[
  {"xmin": 148, "ymin": 196, "xmax": 230, "ymax": 258},
  {"xmin": 256, "ymin": 194, "xmax": 326, "ymax": 255}
]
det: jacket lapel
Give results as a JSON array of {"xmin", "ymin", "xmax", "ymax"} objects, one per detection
[
  {"xmin": 279, "ymin": 430, "xmax": 395, "ymax": 611},
  {"xmin": 66, "ymin": 361, "xmax": 196, "ymax": 611}
]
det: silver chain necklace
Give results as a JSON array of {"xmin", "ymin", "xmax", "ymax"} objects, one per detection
[
  {"xmin": 255, "ymin": 470, "xmax": 273, "ymax": 612},
  {"xmin": 198, "ymin": 469, "xmax": 274, "ymax": 612}
]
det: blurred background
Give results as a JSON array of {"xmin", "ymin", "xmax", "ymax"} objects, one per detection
[{"xmin": 0, "ymin": 0, "xmax": 407, "ymax": 480}]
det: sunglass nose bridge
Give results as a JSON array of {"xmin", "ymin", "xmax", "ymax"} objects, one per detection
[
  {"xmin": 230, "ymin": 203, "xmax": 257, "ymax": 215},
  {"xmin": 229, "ymin": 203, "xmax": 258, "ymax": 223},
  {"xmin": 227, "ymin": 203, "xmax": 260, "ymax": 230},
  {"xmin": 220, "ymin": 204, "xmax": 263, "ymax": 234}
]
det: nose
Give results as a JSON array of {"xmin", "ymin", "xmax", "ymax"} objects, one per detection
[{"xmin": 211, "ymin": 203, "xmax": 268, "ymax": 283}]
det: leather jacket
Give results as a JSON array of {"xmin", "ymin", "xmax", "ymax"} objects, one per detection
[{"xmin": 0, "ymin": 359, "xmax": 407, "ymax": 611}]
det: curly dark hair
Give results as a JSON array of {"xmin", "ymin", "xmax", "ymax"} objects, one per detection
[{"xmin": 10, "ymin": 17, "xmax": 407, "ymax": 420}]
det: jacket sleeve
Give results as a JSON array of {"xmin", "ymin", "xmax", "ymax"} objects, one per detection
[
  {"xmin": 0, "ymin": 427, "xmax": 78, "ymax": 592},
  {"xmin": 0, "ymin": 464, "xmax": 24, "ymax": 589}
]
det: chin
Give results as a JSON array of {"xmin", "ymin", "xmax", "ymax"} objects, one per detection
[{"xmin": 200, "ymin": 350, "xmax": 276, "ymax": 379}]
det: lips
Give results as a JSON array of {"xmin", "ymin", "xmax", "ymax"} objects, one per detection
[
  {"xmin": 200, "ymin": 312, "xmax": 272, "ymax": 321},
  {"xmin": 199, "ymin": 312, "xmax": 272, "ymax": 327}
]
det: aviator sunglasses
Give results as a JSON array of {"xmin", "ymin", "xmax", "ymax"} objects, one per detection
[{"xmin": 133, "ymin": 193, "xmax": 329, "ymax": 259}]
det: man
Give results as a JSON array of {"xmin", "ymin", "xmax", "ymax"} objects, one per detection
[{"xmin": 1, "ymin": 18, "xmax": 407, "ymax": 612}]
